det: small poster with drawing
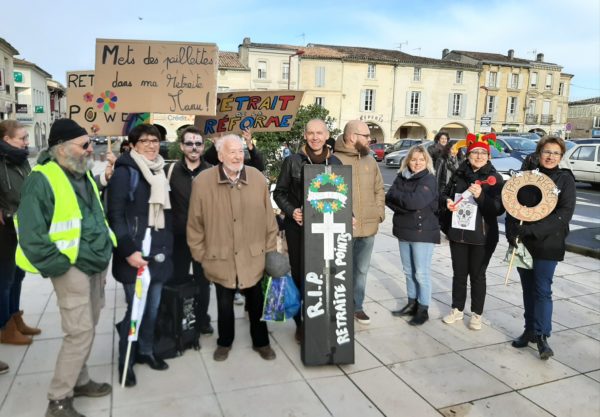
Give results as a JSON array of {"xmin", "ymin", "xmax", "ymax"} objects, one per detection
[{"xmin": 452, "ymin": 193, "xmax": 477, "ymax": 231}]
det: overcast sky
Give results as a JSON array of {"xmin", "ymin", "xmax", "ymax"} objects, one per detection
[{"xmin": 3, "ymin": 0, "xmax": 599, "ymax": 100}]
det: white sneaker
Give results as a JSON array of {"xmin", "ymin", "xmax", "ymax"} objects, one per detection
[
  {"xmin": 442, "ymin": 308, "xmax": 464, "ymax": 324},
  {"xmin": 234, "ymin": 292, "xmax": 244, "ymax": 305},
  {"xmin": 469, "ymin": 314, "xmax": 482, "ymax": 330}
]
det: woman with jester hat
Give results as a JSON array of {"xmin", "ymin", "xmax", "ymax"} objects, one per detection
[{"xmin": 440, "ymin": 133, "xmax": 505, "ymax": 330}]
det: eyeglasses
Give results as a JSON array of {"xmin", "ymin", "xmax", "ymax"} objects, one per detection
[
  {"xmin": 183, "ymin": 141, "xmax": 203, "ymax": 148},
  {"xmin": 354, "ymin": 132, "xmax": 371, "ymax": 139},
  {"xmin": 138, "ymin": 139, "xmax": 160, "ymax": 146},
  {"xmin": 68, "ymin": 140, "xmax": 92, "ymax": 150},
  {"xmin": 541, "ymin": 150, "xmax": 562, "ymax": 158},
  {"xmin": 469, "ymin": 150, "xmax": 488, "ymax": 156}
]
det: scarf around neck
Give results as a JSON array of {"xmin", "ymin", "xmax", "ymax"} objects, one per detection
[
  {"xmin": 304, "ymin": 144, "xmax": 328, "ymax": 164},
  {"xmin": 0, "ymin": 140, "xmax": 29, "ymax": 165},
  {"xmin": 129, "ymin": 149, "xmax": 171, "ymax": 230}
]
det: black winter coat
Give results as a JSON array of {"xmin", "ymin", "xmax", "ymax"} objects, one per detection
[
  {"xmin": 167, "ymin": 158, "xmax": 212, "ymax": 236},
  {"xmin": 441, "ymin": 160, "xmax": 505, "ymax": 245},
  {"xmin": 505, "ymin": 166, "xmax": 575, "ymax": 261},
  {"xmin": 106, "ymin": 152, "xmax": 174, "ymax": 284},
  {"xmin": 385, "ymin": 169, "xmax": 440, "ymax": 243},
  {"xmin": 273, "ymin": 148, "xmax": 341, "ymax": 219}
]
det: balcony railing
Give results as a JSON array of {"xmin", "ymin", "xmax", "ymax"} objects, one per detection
[
  {"xmin": 540, "ymin": 115, "xmax": 553, "ymax": 125},
  {"xmin": 525, "ymin": 114, "xmax": 538, "ymax": 124}
]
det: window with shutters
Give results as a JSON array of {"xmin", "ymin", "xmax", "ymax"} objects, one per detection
[
  {"xmin": 593, "ymin": 116, "xmax": 600, "ymax": 128},
  {"xmin": 486, "ymin": 96, "xmax": 496, "ymax": 114},
  {"xmin": 282, "ymin": 63, "xmax": 289, "ymax": 81},
  {"xmin": 455, "ymin": 70, "xmax": 463, "ymax": 84},
  {"xmin": 510, "ymin": 74, "xmax": 519, "ymax": 89},
  {"xmin": 367, "ymin": 64, "xmax": 376, "ymax": 79},
  {"xmin": 315, "ymin": 97, "xmax": 324, "ymax": 107},
  {"xmin": 530, "ymin": 72, "xmax": 538, "ymax": 88},
  {"xmin": 545, "ymin": 73, "xmax": 553, "ymax": 90},
  {"xmin": 507, "ymin": 97, "xmax": 517, "ymax": 115},
  {"xmin": 410, "ymin": 91, "xmax": 421, "ymax": 115},
  {"xmin": 488, "ymin": 71, "xmax": 498, "ymax": 88},
  {"xmin": 257, "ymin": 61, "xmax": 267, "ymax": 79},
  {"xmin": 452, "ymin": 93, "xmax": 462, "ymax": 116},
  {"xmin": 362, "ymin": 89, "xmax": 374, "ymax": 111},
  {"xmin": 413, "ymin": 68, "xmax": 421, "ymax": 81},
  {"xmin": 558, "ymin": 82, "xmax": 565, "ymax": 96},
  {"xmin": 315, "ymin": 66, "xmax": 325, "ymax": 87}
]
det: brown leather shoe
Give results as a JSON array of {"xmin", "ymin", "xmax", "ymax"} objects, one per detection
[
  {"xmin": 14, "ymin": 311, "xmax": 41, "ymax": 336},
  {"xmin": 213, "ymin": 345, "xmax": 231, "ymax": 362},
  {"xmin": 253, "ymin": 345, "xmax": 276, "ymax": 360},
  {"xmin": 1, "ymin": 316, "xmax": 32, "ymax": 345}
]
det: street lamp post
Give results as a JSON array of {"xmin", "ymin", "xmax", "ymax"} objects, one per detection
[{"xmin": 288, "ymin": 50, "xmax": 305, "ymax": 90}]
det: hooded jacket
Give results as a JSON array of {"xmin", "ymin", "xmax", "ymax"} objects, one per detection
[{"xmin": 334, "ymin": 136, "xmax": 385, "ymax": 237}]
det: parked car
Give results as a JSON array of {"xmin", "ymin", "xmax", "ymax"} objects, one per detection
[
  {"xmin": 384, "ymin": 138, "xmax": 423, "ymax": 155},
  {"xmin": 499, "ymin": 131, "xmax": 541, "ymax": 140},
  {"xmin": 495, "ymin": 136, "xmax": 537, "ymax": 160},
  {"xmin": 93, "ymin": 136, "xmax": 108, "ymax": 145},
  {"xmin": 563, "ymin": 141, "xmax": 600, "ymax": 187},
  {"xmin": 369, "ymin": 143, "xmax": 389, "ymax": 161},
  {"xmin": 384, "ymin": 141, "xmax": 434, "ymax": 168}
]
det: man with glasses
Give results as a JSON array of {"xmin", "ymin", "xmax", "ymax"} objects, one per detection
[
  {"xmin": 166, "ymin": 126, "xmax": 213, "ymax": 334},
  {"xmin": 15, "ymin": 119, "xmax": 116, "ymax": 417},
  {"xmin": 334, "ymin": 120, "xmax": 385, "ymax": 325}
]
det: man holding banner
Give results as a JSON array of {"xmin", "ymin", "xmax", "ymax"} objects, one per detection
[
  {"xmin": 335, "ymin": 120, "xmax": 385, "ymax": 325},
  {"xmin": 15, "ymin": 119, "xmax": 116, "ymax": 417}
]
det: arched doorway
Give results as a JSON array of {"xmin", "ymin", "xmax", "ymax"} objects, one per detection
[
  {"xmin": 438, "ymin": 123, "xmax": 468, "ymax": 140},
  {"xmin": 365, "ymin": 122, "xmax": 384, "ymax": 143},
  {"xmin": 394, "ymin": 122, "xmax": 427, "ymax": 139}
]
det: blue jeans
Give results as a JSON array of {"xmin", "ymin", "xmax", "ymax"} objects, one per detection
[
  {"xmin": 118, "ymin": 281, "xmax": 163, "ymax": 364},
  {"xmin": 517, "ymin": 259, "xmax": 557, "ymax": 337},
  {"xmin": 0, "ymin": 259, "xmax": 25, "ymax": 328},
  {"xmin": 353, "ymin": 236, "xmax": 375, "ymax": 312},
  {"xmin": 398, "ymin": 241, "xmax": 434, "ymax": 307}
]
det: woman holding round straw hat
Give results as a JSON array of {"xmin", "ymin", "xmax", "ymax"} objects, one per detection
[{"xmin": 505, "ymin": 136, "xmax": 576, "ymax": 360}]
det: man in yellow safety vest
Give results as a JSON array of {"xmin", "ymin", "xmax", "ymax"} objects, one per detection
[{"xmin": 15, "ymin": 119, "xmax": 116, "ymax": 417}]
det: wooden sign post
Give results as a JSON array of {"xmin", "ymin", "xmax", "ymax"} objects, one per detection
[{"xmin": 302, "ymin": 165, "xmax": 354, "ymax": 366}]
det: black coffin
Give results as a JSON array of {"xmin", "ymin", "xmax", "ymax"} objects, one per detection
[{"xmin": 301, "ymin": 164, "xmax": 354, "ymax": 365}]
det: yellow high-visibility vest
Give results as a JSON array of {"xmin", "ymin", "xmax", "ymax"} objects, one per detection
[{"xmin": 15, "ymin": 161, "xmax": 116, "ymax": 274}]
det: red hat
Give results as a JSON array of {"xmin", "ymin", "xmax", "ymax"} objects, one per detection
[{"xmin": 466, "ymin": 133, "xmax": 497, "ymax": 154}]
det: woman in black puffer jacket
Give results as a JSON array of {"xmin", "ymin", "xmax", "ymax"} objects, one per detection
[
  {"xmin": 386, "ymin": 145, "xmax": 440, "ymax": 325},
  {"xmin": 506, "ymin": 136, "xmax": 576, "ymax": 360},
  {"xmin": 440, "ymin": 134, "xmax": 504, "ymax": 331}
]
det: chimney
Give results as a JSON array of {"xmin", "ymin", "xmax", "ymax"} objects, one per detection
[
  {"xmin": 507, "ymin": 49, "xmax": 514, "ymax": 59},
  {"xmin": 442, "ymin": 48, "xmax": 449, "ymax": 58},
  {"xmin": 536, "ymin": 53, "xmax": 544, "ymax": 62}
]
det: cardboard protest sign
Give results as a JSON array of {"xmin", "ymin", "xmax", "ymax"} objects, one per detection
[
  {"xmin": 67, "ymin": 70, "xmax": 129, "ymax": 136},
  {"xmin": 194, "ymin": 90, "xmax": 304, "ymax": 135},
  {"xmin": 94, "ymin": 39, "xmax": 218, "ymax": 115},
  {"xmin": 302, "ymin": 165, "xmax": 354, "ymax": 366}
]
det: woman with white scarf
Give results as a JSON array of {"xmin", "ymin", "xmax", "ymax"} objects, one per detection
[{"xmin": 107, "ymin": 124, "xmax": 173, "ymax": 387}]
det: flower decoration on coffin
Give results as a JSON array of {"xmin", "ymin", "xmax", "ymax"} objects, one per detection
[
  {"xmin": 307, "ymin": 172, "xmax": 348, "ymax": 214},
  {"xmin": 96, "ymin": 90, "xmax": 118, "ymax": 112},
  {"xmin": 83, "ymin": 92, "xmax": 94, "ymax": 103}
]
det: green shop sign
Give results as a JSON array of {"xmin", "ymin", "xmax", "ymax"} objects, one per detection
[
  {"xmin": 14, "ymin": 72, "xmax": 23, "ymax": 82},
  {"xmin": 34, "ymin": 106, "xmax": 44, "ymax": 113}
]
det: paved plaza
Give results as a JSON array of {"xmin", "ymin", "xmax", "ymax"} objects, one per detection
[{"xmin": 1, "ymin": 209, "xmax": 599, "ymax": 417}]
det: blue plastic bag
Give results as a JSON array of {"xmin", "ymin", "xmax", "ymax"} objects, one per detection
[{"xmin": 262, "ymin": 273, "xmax": 300, "ymax": 322}]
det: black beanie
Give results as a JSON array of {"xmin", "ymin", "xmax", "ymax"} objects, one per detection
[{"xmin": 48, "ymin": 119, "xmax": 87, "ymax": 148}]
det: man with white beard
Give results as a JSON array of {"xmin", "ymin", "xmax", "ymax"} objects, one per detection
[
  {"xmin": 15, "ymin": 119, "xmax": 116, "ymax": 417},
  {"xmin": 187, "ymin": 134, "xmax": 278, "ymax": 362},
  {"xmin": 167, "ymin": 126, "xmax": 213, "ymax": 334}
]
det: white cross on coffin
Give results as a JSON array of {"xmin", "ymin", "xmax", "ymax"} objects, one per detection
[{"xmin": 312, "ymin": 212, "xmax": 346, "ymax": 260}]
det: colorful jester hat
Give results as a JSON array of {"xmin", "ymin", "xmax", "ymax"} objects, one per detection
[{"xmin": 451, "ymin": 133, "xmax": 502, "ymax": 157}]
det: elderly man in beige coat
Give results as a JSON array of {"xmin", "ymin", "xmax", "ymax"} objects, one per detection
[
  {"xmin": 335, "ymin": 120, "xmax": 385, "ymax": 325},
  {"xmin": 187, "ymin": 134, "xmax": 278, "ymax": 362}
]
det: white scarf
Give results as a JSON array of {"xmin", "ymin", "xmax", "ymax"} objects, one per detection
[{"xmin": 129, "ymin": 149, "xmax": 171, "ymax": 230}]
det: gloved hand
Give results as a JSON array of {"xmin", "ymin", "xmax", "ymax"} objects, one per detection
[{"xmin": 515, "ymin": 224, "xmax": 532, "ymax": 238}]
